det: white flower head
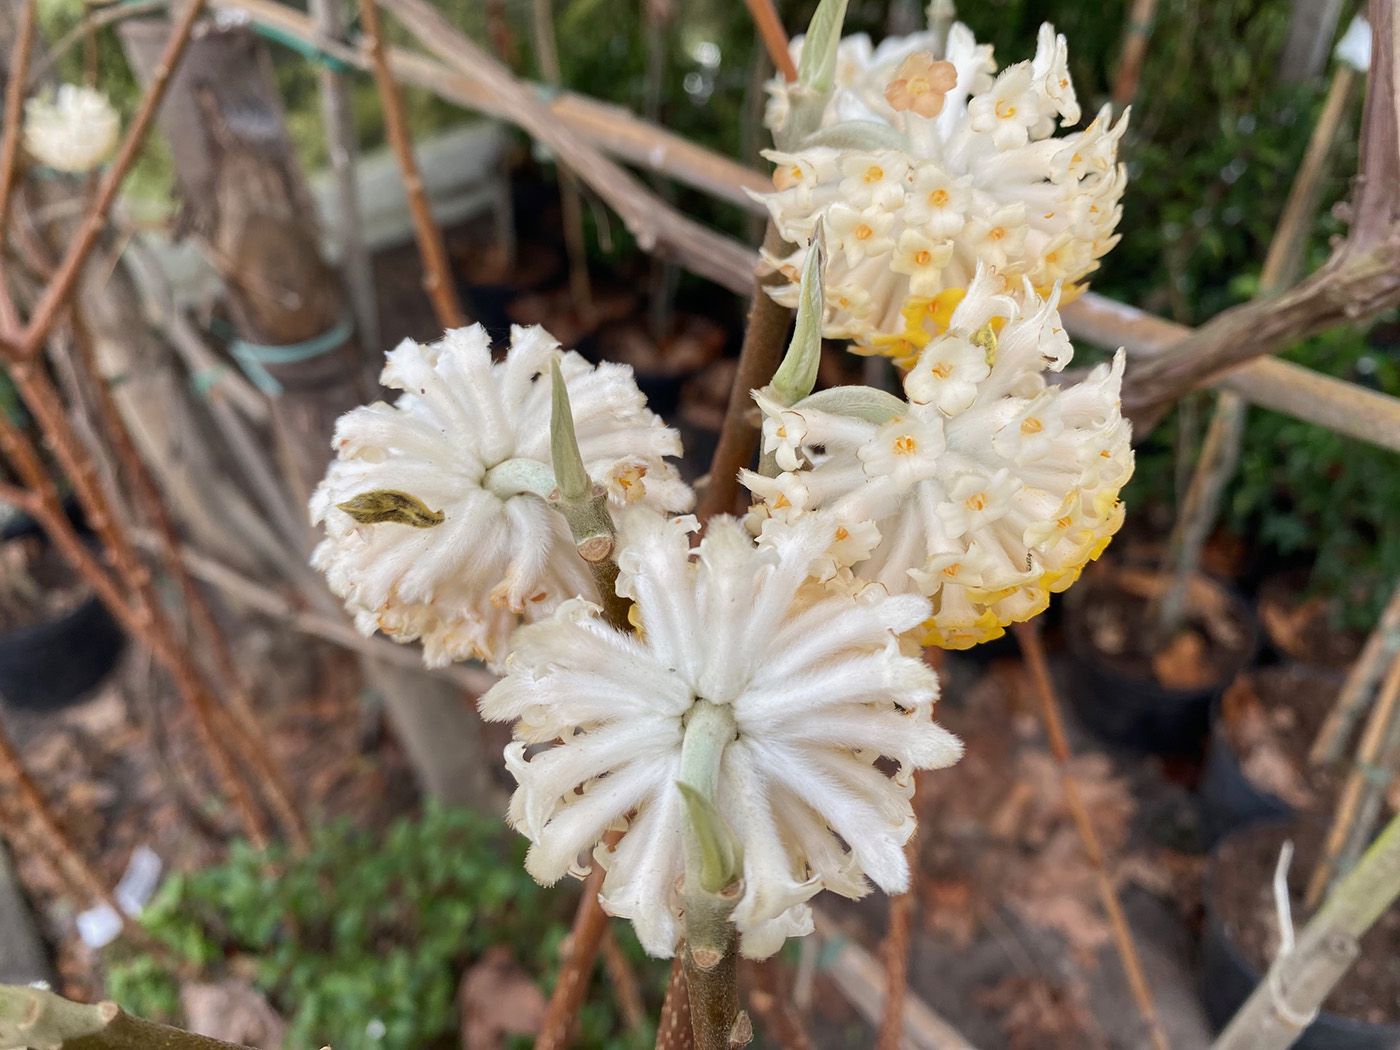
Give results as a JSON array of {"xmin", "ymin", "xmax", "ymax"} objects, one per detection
[
  {"xmin": 759, "ymin": 22, "xmax": 1126, "ymax": 366},
  {"xmin": 23, "ymin": 85, "xmax": 119, "ymax": 174},
  {"xmin": 743, "ymin": 273, "xmax": 1133, "ymax": 649},
  {"xmin": 310, "ymin": 325, "xmax": 691, "ymax": 669},
  {"xmin": 481, "ymin": 508, "xmax": 962, "ymax": 959}
]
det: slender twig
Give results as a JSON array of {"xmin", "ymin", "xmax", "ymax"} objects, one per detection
[
  {"xmin": 1111, "ymin": 0, "xmax": 1158, "ymax": 107},
  {"xmin": 600, "ymin": 930, "xmax": 648, "ymax": 1034},
  {"xmin": 1312, "ymin": 576, "xmax": 1400, "ymax": 765},
  {"xmin": 210, "ymin": 0, "xmax": 1400, "ymax": 454},
  {"xmin": 66, "ymin": 312, "xmax": 308, "ymax": 848},
  {"xmin": 372, "ymin": 0, "xmax": 757, "ymax": 296},
  {"xmin": 746, "ymin": 959, "xmax": 813, "ymax": 1050},
  {"xmin": 0, "ymin": 367, "xmax": 270, "ymax": 847},
  {"xmin": 310, "ymin": 0, "xmax": 380, "ymax": 352},
  {"xmin": 0, "ymin": 0, "xmax": 36, "ymax": 246},
  {"xmin": 876, "ymin": 839, "xmax": 917, "ymax": 1050},
  {"xmin": 27, "ymin": 0, "xmax": 165, "ymax": 85},
  {"xmin": 1013, "ymin": 622, "xmax": 1171, "ymax": 1050},
  {"xmin": 0, "ymin": 698, "xmax": 130, "ymax": 926},
  {"xmin": 13, "ymin": 0, "xmax": 208, "ymax": 359},
  {"xmin": 530, "ymin": 0, "xmax": 594, "ymax": 323},
  {"xmin": 358, "ymin": 0, "xmax": 467, "ymax": 329},
  {"xmin": 536, "ymin": 864, "xmax": 612, "ymax": 1050},
  {"xmin": 1306, "ymin": 651, "xmax": 1400, "ymax": 906},
  {"xmin": 742, "ymin": 0, "xmax": 796, "ymax": 82},
  {"xmin": 1214, "ymin": 810, "xmax": 1400, "ymax": 1050},
  {"xmin": 131, "ymin": 530, "xmax": 495, "ymax": 692}
]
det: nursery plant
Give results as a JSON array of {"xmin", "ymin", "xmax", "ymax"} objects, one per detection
[{"xmin": 1, "ymin": 0, "xmax": 1400, "ymax": 1047}]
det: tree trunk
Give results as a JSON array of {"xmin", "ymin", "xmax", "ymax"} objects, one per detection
[{"xmin": 118, "ymin": 15, "xmax": 497, "ymax": 811}]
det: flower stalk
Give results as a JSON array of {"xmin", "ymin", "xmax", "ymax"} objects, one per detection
[{"xmin": 678, "ymin": 699, "xmax": 750, "ymax": 1048}]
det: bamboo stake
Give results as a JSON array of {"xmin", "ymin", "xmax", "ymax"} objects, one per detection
[
  {"xmin": 1312, "ymin": 576, "xmax": 1400, "ymax": 765},
  {"xmin": 1013, "ymin": 621, "xmax": 1171, "ymax": 1050},
  {"xmin": 13, "ymin": 0, "xmax": 207, "ymax": 359},
  {"xmin": 1214, "ymin": 810, "xmax": 1400, "ymax": 1050},
  {"xmin": 1305, "ymin": 651, "xmax": 1400, "ymax": 906},
  {"xmin": 358, "ymin": 0, "xmax": 467, "ymax": 329}
]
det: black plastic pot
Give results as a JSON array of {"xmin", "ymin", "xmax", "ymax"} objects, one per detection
[
  {"xmin": 1063, "ymin": 570, "xmax": 1258, "ymax": 755},
  {"xmin": 1197, "ymin": 666, "xmax": 1343, "ymax": 846},
  {"xmin": 1202, "ymin": 826, "xmax": 1400, "ymax": 1048},
  {"xmin": 0, "ymin": 514, "xmax": 125, "ymax": 711},
  {"xmin": 1198, "ymin": 715, "xmax": 1294, "ymax": 847}
]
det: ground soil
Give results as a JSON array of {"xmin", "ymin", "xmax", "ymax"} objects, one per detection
[
  {"xmin": 1072, "ymin": 563, "xmax": 1255, "ymax": 692},
  {"xmin": 1258, "ymin": 569, "xmax": 1367, "ymax": 667},
  {"xmin": 1219, "ymin": 665, "xmax": 1345, "ymax": 812},
  {"xmin": 0, "ymin": 534, "xmax": 90, "ymax": 633},
  {"xmin": 1213, "ymin": 821, "xmax": 1400, "ymax": 1026}
]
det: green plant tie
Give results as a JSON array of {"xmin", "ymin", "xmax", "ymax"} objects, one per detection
[
  {"xmin": 228, "ymin": 315, "xmax": 354, "ymax": 397},
  {"xmin": 249, "ymin": 21, "xmax": 356, "ymax": 74}
]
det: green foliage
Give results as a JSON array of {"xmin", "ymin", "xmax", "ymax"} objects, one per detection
[
  {"xmin": 106, "ymin": 807, "xmax": 659, "ymax": 1050},
  {"xmin": 1230, "ymin": 324, "xmax": 1400, "ymax": 628}
]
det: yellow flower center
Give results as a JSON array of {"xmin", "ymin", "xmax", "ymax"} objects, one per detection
[
  {"xmin": 834, "ymin": 526, "xmax": 850, "ymax": 541},
  {"xmin": 1020, "ymin": 417, "xmax": 1044, "ymax": 434},
  {"xmin": 893, "ymin": 435, "xmax": 918, "ymax": 455},
  {"xmin": 965, "ymin": 492, "xmax": 987, "ymax": 511},
  {"xmin": 995, "ymin": 99, "xmax": 1017, "ymax": 119},
  {"xmin": 930, "ymin": 361, "xmax": 953, "ymax": 379},
  {"xmin": 914, "ymin": 249, "xmax": 933, "ymax": 266},
  {"xmin": 855, "ymin": 223, "xmax": 874, "ymax": 241},
  {"xmin": 928, "ymin": 188, "xmax": 950, "ymax": 207},
  {"xmin": 864, "ymin": 165, "xmax": 885, "ymax": 183}
]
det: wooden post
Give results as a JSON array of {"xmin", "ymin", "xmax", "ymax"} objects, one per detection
[{"xmin": 118, "ymin": 13, "xmax": 497, "ymax": 812}]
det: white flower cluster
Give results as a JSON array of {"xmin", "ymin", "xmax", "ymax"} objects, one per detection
[
  {"xmin": 745, "ymin": 271, "xmax": 1133, "ymax": 649},
  {"xmin": 759, "ymin": 23, "xmax": 1127, "ymax": 366},
  {"xmin": 482, "ymin": 509, "xmax": 962, "ymax": 958},
  {"xmin": 310, "ymin": 325, "xmax": 691, "ymax": 668},
  {"xmin": 23, "ymin": 84, "xmax": 119, "ymax": 174},
  {"xmin": 309, "ymin": 8, "xmax": 1134, "ymax": 967}
]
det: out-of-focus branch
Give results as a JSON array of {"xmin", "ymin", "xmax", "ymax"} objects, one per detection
[
  {"xmin": 13, "ymin": 0, "xmax": 208, "ymax": 359},
  {"xmin": 359, "ymin": 0, "xmax": 467, "ymax": 329},
  {"xmin": 209, "ymin": 0, "xmax": 1400, "ymax": 452}
]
